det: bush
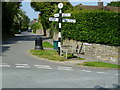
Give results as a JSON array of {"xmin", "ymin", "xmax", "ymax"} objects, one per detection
[
  {"xmin": 31, "ymin": 22, "xmax": 43, "ymax": 33},
  {"xmin": 61, "ymin": 10, "xmax": 120, "ymax": 46},
  {"xmin": 107, "ymin": 1, "xmax": 120, "ymax": 7}
]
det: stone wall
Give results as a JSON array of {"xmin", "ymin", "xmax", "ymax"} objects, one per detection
[
  {"xmin": 36, "ymin": 29, "xmax": 51, "ymax": 37},
  {"xmin": 36, "ymin": 29, "xmax": 57, "ymax": 39},
  {"xmin": 36, "ymin": 29, "xmax": 43, "ymax": 35},
  {"xmin": 63, "ymin": 39, "xmax": 120, "ymax": 63},
  {"xmin": 53, "ymin": 32, "xmax": 58, "ymax": 40},
  {"xmin": 36, "ymin": 30, "xmax": 120, "ymax": 63}
]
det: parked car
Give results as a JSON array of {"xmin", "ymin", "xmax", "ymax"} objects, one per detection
[{"xmin": 27, "ymin": 29, "xmax": 32, "ymax": 32}]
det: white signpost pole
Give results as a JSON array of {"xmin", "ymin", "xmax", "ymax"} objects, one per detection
[
  {"xmin": 58, "ymin": 3, "xmax": 63, "ymax": 55},
  {"xmin": 49, "ymin": 3, "xmax": 76, "ymax": 55}
]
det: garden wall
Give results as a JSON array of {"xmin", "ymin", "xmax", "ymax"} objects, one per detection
[
  {"xmin": 63, "ymin": 39, "xmax": 120, "ymax": 63},
  {"xmin": 36, "ymin": 29, "xmax": 120, "ymax": 63}
]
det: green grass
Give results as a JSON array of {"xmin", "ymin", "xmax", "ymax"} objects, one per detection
[
  {"xmin": 43, "ymin": 41, "xmax": 53, "ymax": 48},
  {"xmin": 62, "ymin": 54, "xmax": 85, "ymax": 60},
  {"xmin": 30, "ymin": 49, "xmax": 68, "ymax": 61},
  {"xmin": 62, "ymin": 54, "xmax": 77, "ymax": 59},
  {"xmin": 77, "ymin": 61, "xmax": 120, "ymax": 68},
  {"xmin": 78, "ymin": 57, "xmax": 86, "ymax": 60}
]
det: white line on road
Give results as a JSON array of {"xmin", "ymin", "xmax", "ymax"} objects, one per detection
[
  {"xmin": 0, "ymin": 63, "xmax": 10, "ymax": 67},
  {"xmin": 0, "ymin": 65, "xmax": 10, "ymax": 67},
  {"xmin": 16, "ymin": 66, "xmax": 30, "ymax": 68},
  {"xmin": 96, "ymin": 72, "xmax": 108, "ymax": 74},
  {"xmin": 15, "ymin": 64, "xmax": 30, "ymax": 68},
  {"xmin": 34, "ymin": 65, "xmax": 52, "ymax": 69},
  {"xmin": 58, "ymin": 66, "xmax": 73, "ymax": 71},
  {"xmin": 34, "ymin": 65, "xmax": 50, "ymax": 67},
  {"xmin": 15, "ymin": 64, "xmax": 28, "ymax": 65},
  {"xmin": 81, "ymin": 70, "xmax": 92, "ymax": 72}
]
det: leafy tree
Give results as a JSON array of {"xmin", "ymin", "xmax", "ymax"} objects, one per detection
[
  {"xmin": 31, "ymin": 22, "xmax": 43, "ymax": 33},
  {"xmin": 2, "ymin": 2, "xmax": 30, "ymax": 39},
  {"xmin": 2, "ymin": 2, "xmax": 22, "ymax": 35},
  {"xmin": 18, "ymin": 10, "xmax": 30, "ymax": 30},
  {"xmin": 107, "ymin": 1, "xmax": 120, "ymax": 7},
  {"xmin": 30, "ymin": 1, "xmax": 73, "ymax": 36}
]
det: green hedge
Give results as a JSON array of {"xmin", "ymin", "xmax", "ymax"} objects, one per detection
[
  {"xmin": 107, "ymin": 1, "xmax": 120, "ymax": 7},
  {"xmin": 61, "ymin": 10, "xmax": 120, "ymax": 46}
]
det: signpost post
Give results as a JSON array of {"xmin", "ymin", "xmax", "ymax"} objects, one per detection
[{"xmin": 49, "ymin": 3, "xmax": 76, "ymax": 55}]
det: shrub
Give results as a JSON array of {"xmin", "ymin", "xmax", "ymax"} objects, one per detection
[{"xmin": 61, "ymin": 10, "xmax": 120, "ymax": 46}]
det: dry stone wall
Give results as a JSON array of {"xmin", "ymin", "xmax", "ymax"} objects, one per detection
[
  {"xmin": 36, "ymin": 30, "xmax": 119, "ymax": 63},
  {"xmin": 63, "ymin": 39, "xmax": 119, "ymax": 63}
]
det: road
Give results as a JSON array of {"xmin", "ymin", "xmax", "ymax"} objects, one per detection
[{"xmin": 1, "ymin": 32, "xmax": 119, "ymax": 88}]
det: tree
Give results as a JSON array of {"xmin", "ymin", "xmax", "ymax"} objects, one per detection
[
  {"xmin": 31, "ymin": 22, "xmax": 43, "ymax": 33},
  {"xmin": 18, "ymin": 10, "xmax": 30, "ymax": 30},
  {"xmin": 107, "ymin": 1, "xmax": 120, "ymax": 7},
  {"xmin": 2, "ymin": 2, "xmax": 30, "ymax": 39},
  {"xmin": 2, "ymin": 2, "xmax": 22, "ymax": 35},
  {"xmin": 30, "ymin": 1, "xmax": 73, "ymax": 36},
  {"xmin": 2, "ymin": 2, "xmax": 24, "ymax": 38}
]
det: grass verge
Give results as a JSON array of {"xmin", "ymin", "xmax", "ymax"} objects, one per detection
[
  {"xmin": 30, "ymin": 49, "xmax": 68, "ymax": 61},
  {"xmin": 78, "ymin": 57, "xmax": 86, "ymax": 60},
  {"xmin": 62, "ymin": 54, "xmax": 85, "ymax": 60},
  {"xmin": 77, "ymin": 61, "xmax": 120, "ymax": 68},
  {"xmin": 43, "ymin": 41, "xmax": 53, "ymax": 48}
]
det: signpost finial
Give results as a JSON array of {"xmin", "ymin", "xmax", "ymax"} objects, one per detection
[{"xmin": 58, "ymin": 3, "xmax": 63, "ymax": 9}]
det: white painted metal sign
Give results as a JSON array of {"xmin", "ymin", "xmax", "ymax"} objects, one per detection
[
  {"xmin": 49, "ymin": 18, "xmax": 76, "ymax": 23},
  {"xmin": 54, "ymin": 13, "xmax": 71, "ymax": 17},
  {"xmin": 58, "ymin": 3, "xmax": 63, "ymax": 9},
  {"xmin": 62, "ymin": 19, "xmax": 76, "ymax": 23},
  {"xmin": 49, "ymin": 18, "xmax": 58, "ymax": 22}
]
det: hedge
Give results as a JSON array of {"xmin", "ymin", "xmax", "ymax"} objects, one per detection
[{"xmin": 61, "ymin": 10, "xmax": 120, "ymax": 46}]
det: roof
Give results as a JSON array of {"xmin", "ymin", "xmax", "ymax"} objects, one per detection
[{"xmin": 76, "ymin": 5, "xmax": 120, "ymax": 12}]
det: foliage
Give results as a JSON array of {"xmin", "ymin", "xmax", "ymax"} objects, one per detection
[
  {"xmin": 30, "ymin": 1, "xmax": 73, "ymax": 36},
  {"xmin": 77, "ymin": 61, "xmax": 120, "ymax": 68},
  {"xmin": 2, "ymin": 2, "xmax": 22, "ymax": 35},
  {"xmin": 61, "ymin": 10, "xmax": 120, "ymax": 46},
  {"xmin": 30, "ymin": 49, "xmax": 68, "ymax": 61},
  {"xmin": 31, "ymin": 22, "xmax": 42, "ymax": 33},
  {"xmin": 2, "ymin": 2, "xmax": 30, "ymax": 39},
  {"xmin": 19, "ymin": 11, "xmax": 30, "ymax": 30},
  {"xmin": 73, "ymin": 5, "xmax": 83, "ymax": 11},
  {"xmin": 107, "ymin": 1, "xmax": 120, "ymax": 7},
  {"xmin": 14, "ymin": 9, "xmax": 30, "ymax": 31},
  {"xmin": 43, "ymin": 41, "xmax": 53, "ymax": 48}
]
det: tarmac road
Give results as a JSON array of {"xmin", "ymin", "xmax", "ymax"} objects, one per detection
[{"xmin": 1, "ymin": 32, "xmax": 119, "ymax": 88}]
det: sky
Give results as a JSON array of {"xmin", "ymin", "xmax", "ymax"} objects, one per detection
[{"xmin": 21, "ymin": 0, "xmax": 119, "ymax": 21}]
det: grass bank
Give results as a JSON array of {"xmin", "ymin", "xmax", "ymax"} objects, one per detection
[
  {"xmin": 77, "ymin": 61, "xmax": 120, "ymax": 68},
  {"xmin": 30, "ymin": 49, "xmax": 68, "ymax": 61},
  {"xmin": 43, "ymin": 41, "xmax": 53, "ymax": 48}
]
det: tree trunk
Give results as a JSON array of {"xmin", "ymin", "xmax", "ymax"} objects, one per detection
[{"xmin": 43, "ymin": 27, "xmax": 46, "ymax": 36}]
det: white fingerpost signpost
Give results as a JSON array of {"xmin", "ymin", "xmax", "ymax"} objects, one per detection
[{"xmin": 49, "ymin": 3, "xmax": 76, "ymax": 55}]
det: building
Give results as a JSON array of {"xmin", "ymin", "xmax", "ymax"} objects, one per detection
[{"xmin": 75, "ymin": 0, "xmax": 120, "ymax": 12}]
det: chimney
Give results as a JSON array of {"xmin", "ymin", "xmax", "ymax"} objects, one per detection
[{"xmin": 98, "ymin": 0, "xmax": 103, "ymax": 7}]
